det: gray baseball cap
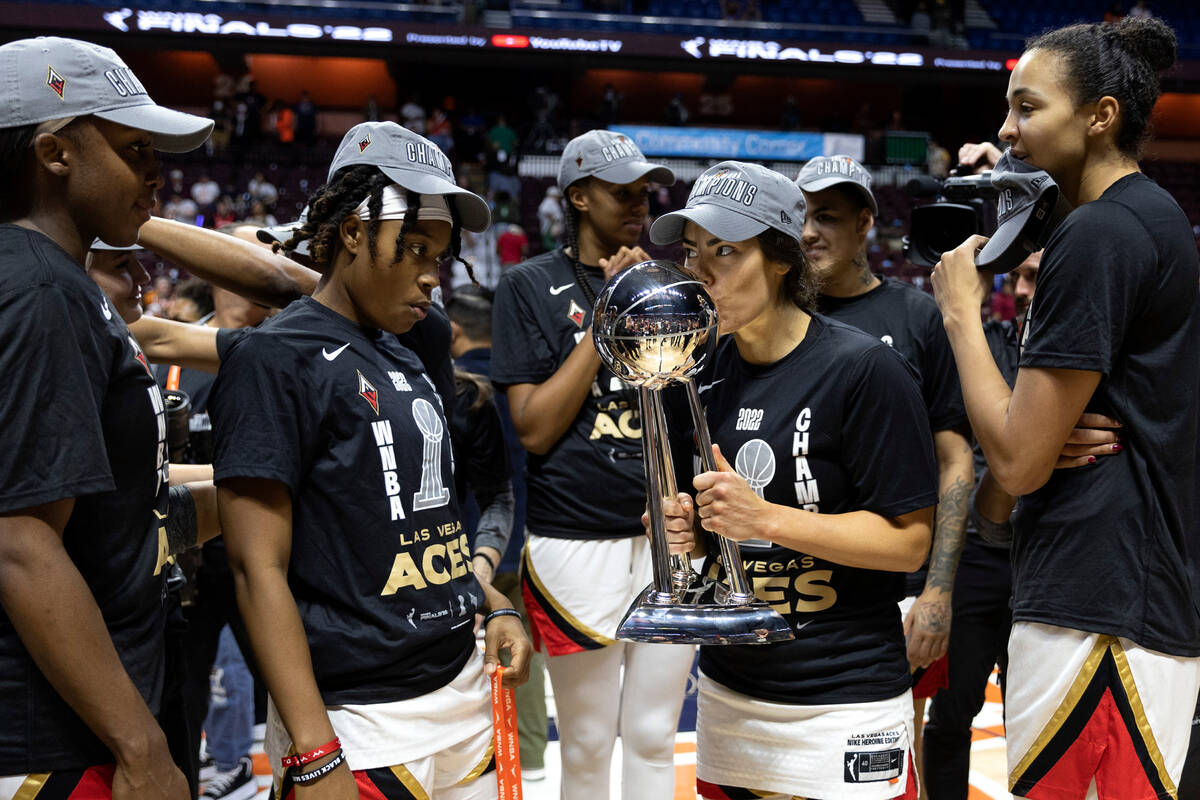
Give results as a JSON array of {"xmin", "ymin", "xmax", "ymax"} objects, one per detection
[
  {"xmin": 794, "ymin": 155, "xmax": 878, "ymax": 216},
  {"xmin": 650, "ymin": 161, "xmax": 806, "ymax": 246},
  {"xmin": 256, "ymin": 208, "xmax": 311, "ymax": 257},
  {"xmin": 558, "ymin": 130, "xmax": 675, "ymax": 192},
  {"xmin": 976, "ymin": 151, "xmax": 1067, "ymax": 272},
  {"xmin": 0, "ymin": 37, "xmax": 212, "ymax": 153},
  {"xmin": 327, "ymin": 122, "xmax": 490, "ymax": 232}
]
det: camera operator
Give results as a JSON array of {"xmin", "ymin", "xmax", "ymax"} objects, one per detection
[{"xmin": 795, "ymin": 156, "xmax": 974, "ymax": 788}]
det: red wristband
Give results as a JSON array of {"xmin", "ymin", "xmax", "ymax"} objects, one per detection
[{"xmin": 281, "ymin": 737, "xmax": 341, "ymax": 769}]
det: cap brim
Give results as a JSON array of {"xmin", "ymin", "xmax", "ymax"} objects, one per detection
[
  {"xmin": 378, "ymin": 166, "xmax": 492, "ymax": 232},
  {"xmin": 976, "ymin": 206, "xmax": 1034, "ymax": 272},
  {"xmin": 94, "ymin": 104, "xmax": 214, "ymax": 154},
  {"xmin": 796, "ymin": 175, "xmax": 878, "ymax": 215},
  {"xmin": 650, "ymin": 204, "xmax": 768, "ymax": 246},
  {"xmin": 90, "ymin": 238, "xmax": 143, "ymax": 252},
  {"xmin": 256, "ymin": 221, "xmax": 310, "ymax": 257},
  {"xmin": 593, "ymin": 160, "xmax": 676, "ymax": 187}
]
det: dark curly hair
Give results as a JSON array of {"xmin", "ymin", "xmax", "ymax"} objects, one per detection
[
  {"xmin": 279, "ymin": 164, "xmax": 475, "ymax": 282},
  {"xmin": 758, "ymin": 228, "xmax": 817, "ymax": 313},
  {"xmin": 1028, "ymin": 16, "xmax": 1177, "ymax": 157}
]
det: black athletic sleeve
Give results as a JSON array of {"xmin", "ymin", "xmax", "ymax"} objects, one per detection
[
  {"xmin": 215, "ymin": 327, "xmax": 246, "ymax": 362},
  {"xmin": 921, "ymin": 308, "xmax": 967, "ymax": 433},
  {"xmin": 0, "ymin": 285, "xmax": 114, "ymax": 512},
  {"xmin": 210, "ymin": 336, "xmax": 317, "ymax": 494},
  {"xmin": 1021, "ymin": 204, "xmax": 1148, "ymax": 374},
  {"xmin": 463, "ymin": 393, "xmax": 513, "ymax": 491},
  {"xmin": 842, "ymin": 345, "xmax": 939, "ymax": 516},
  {"xmin": 491, "ymin": 271, "xmax": 559, "ymax": 386}
]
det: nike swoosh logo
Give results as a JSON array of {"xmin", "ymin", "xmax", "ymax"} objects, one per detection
[
  {"xmin": 100, "ymin": 298, "xmax": 112, "ymax": 320},
  {"xmin": 698, "ymin": 379, "xmax": 725, "ymax": 393},
  {"xmin": 795, "ymin": 620, "xmax": 812, "ymax": 632},
  {"xmin": 549, "ymin": 282, "xmax": 575, "ymax": 295},
  {"xmin": 322, "ymin": 343, "xmax": 350, "ymax": 361}
]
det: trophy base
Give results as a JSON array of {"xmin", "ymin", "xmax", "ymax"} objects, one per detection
[{"xmin": 615, "ymin": 579, "xmax": 796, "ymax": 645}]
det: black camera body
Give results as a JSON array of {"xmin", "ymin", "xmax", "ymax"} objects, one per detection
[{"xmin": 902, "ymin": 172, "xmax": 998, "ymax": 269}]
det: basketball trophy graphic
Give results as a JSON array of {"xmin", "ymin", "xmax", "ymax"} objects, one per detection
[
  {"xmin": 592, "ymin": 260, "xmax": 793, "ymax": 645},
  {"xmin": 411, "ymin": 397, "xmax": 451, "ymax": 511}
]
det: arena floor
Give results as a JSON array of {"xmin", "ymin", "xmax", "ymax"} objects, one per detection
[{"xmin": 240, "ymin": 660, "xmax": 1013, "ymax": 799}]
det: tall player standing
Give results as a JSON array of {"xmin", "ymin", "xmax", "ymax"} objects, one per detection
[
  {"xmin": 491, "ymin": 130, "xmax": 695, "ymax": 799},
  {"xmin": 932, "ymin": 17, "xmax": 1200, "ymax": 800},
  {"xmin": 212, "ymin": 123, "xmax": 530, "ymax": 800},
  {"xmin": 649, "ymin": 161, "xmax": 938, "ymax": 800},
  {"xmin": 0, "ymin": 37, "xmax": 212, "ymax": 799}
]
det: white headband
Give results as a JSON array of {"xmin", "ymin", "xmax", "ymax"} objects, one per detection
[{"xmin": 354, "ymin": 184, "xmax": 455, "ymax": 225}]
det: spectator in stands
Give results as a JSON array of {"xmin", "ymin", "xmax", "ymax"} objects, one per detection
[
  {"xmin": 168, "ymin": 168, "xmax": 186, "ymax": 197},
  {"xmin": 488, "ymin": 115, "xmax": 519, "ymax": 157},
  {"xmin": 428, "ymin": 105, "xmax": 454, "ymax": 154},
  {"xmin": 928, "ymin": 139, "xmax": 952, "ymax": 178},
  {"xmin": 191, "ymin": 174, "xmax": 221, "ymax": 217},
  {"xmin": 1129, "ymin": 0, "xmax": 1151, "ymax": 16},
  {"xmin": 207, "ymin": 98, "xmax": 231, "ymax": 156},
  {"xmin": 492, "ymin": 190, "xmax": 520, "ymax": 226},
  {"xmin": 234, "ymin": 76, "xmax": 264, "ymax": 147},
  {"xmin": 163, "ymin": 194, "xmax": 199, "ymax": 225},
  {"xmin": 488, "ymin": 144, "xmax": 521, "ymax": 205},
  {"xmin": 270, "ymin": 100, "xmax": 295, "ymax": 147},
  {"xmin": 243, "ymin": 201, "xmax": 277, "ymax": 228},
  {"xmin": 168, "ymin": 277, "xmax": 214, "ymax": 324},
  {"xmin": 599, "ymin": 83, "xmax": 622, "ymax": 128},
  {"xmin": 145, "ymin": 275, "xmax": 176, "ymax": 318},
  {"xmin": 780, "ymin": 95, "xmax": 801, "ymax": 131},
  {"xmin": 364, "ymin": 94, "xmax": 380, "ymax": 122},
  {"xmin": 538, "ymin": 186, "xmax": 565, "ymax": 251},
  {"xmin": 213, "ymin": 197, "xmax": 237, "ymax": 230},
  {"xmin": 989, "ymin": 278, "xmax": 1016, "ymax": 322},
  {"xmin": 665, "ymin": 93, "xmax": 690, "ymax": 125},
  {"xmin": 457, "ymin": 106, "xmax": 489, "ymax": 163},
  {"xmin": 497, "ymin": 224, "xmax": 529, "ymax": 268},
  {"xmin": 247, "ymin": 171, "xmax": 278, "ymax": 208},
  {"xmin": 401, "ymin": 93, "xmax": 427, "ymax": 134},
  {"xmin": 294, "ymin": 90, "xmax": 317, "ymax": 145}
]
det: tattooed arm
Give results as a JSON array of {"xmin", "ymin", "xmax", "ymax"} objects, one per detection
[{"xmin": 903, "ymin": 426, "xmax": 973, "ymax": 669}]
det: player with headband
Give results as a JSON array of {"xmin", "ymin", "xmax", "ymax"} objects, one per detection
[
  {"xmin": 650, "ymin": 161, "xmax": 938, "ymax": 800},
  {"xmin": 211, "ymin": 122, "xmax": 531, "ymax": 800}
]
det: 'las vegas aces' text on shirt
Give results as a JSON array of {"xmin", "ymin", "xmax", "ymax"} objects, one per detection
[{"xmin": 211, "ymin": 297, "xmax": 482, "ymax": 704}]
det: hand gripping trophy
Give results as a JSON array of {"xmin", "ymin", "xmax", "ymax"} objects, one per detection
[{"xmin": 592, "ymin": 260, "xmax": 793, "ymax": 645}]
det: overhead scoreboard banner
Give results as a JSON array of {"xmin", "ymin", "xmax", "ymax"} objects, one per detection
[{"xmin": 610, "ymin": 126, "xmax": 865, "ymax": 163}]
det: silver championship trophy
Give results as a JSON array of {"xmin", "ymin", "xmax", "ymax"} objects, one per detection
[{"xmin": 592, "ymin": 261, "xmax": 794, "ymax": 645}]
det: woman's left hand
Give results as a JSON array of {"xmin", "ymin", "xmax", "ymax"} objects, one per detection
[
  {"xmin": 931, "ymin": 235, "xmax": 991, "ymax": 328},
  {"xmin": 483, "ymin": 612, "xmax": 532, "ymax": 690},
  {"xmin": 694, "ymin": 444, "xmax": 770, "ymax": 542}
]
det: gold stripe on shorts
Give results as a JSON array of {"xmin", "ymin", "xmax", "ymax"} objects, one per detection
[
  {"xmin": 389, "ymin": 765, "xmax": 430, "ymax": 800},
  {"xmin": 12, "ymin": 774, "xmax": 48, "ymax": 800},
  {"xmin": 1111, "ymin": 639, "xmax": 1178, "ymax": 798},
  {"xmin": 1008, "ymin": 635, "xmax": 1112, "ymax": 790},
  {"xmin": 523, "ymin": 544, "xmax": 616, "ymax": 647},
  {"xmin": 455, "ymin": 740, "xmax": 495, "ymax": 786}
]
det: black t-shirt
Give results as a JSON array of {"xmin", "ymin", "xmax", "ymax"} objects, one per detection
[
  {"xmin": 820, "ymin": 277, "xmax": 966, "ymax": 593},
  {"xmin": 684, "ymin": 316, "xmax": 939, "ymax": 704},
  {"xmin": 819, "ymin": 277, "xmax": 966, "ymax": 434},
  {"xmin": 0, "ymin": 225, "xmax": 170, "ymax": 771},
  {"xmin": 1014, "ymin": 173, "xmax": 1200, "ymax": 656},
  {"xmin": 491, "ymin": 249, "xmax": 645, "ymax": 540},
  {"xmin": 211, "ymin": 297, "xmax": 481, "ymax": 704},
  {"xmin": 399, "ymin": 303, "xmax": 457, "ymax": 421},
  {"xmin": 451, "ymin": 375, "xmax": 513, "ymax": 512}
]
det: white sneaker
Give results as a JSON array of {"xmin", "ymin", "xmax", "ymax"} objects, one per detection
[{"xmin": 201, "ymin": 756, "xmax": 257, "ymax": 800}]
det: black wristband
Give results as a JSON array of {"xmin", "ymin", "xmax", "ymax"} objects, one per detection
[
  {"xmin": 291, "ymin": 751, "xmax": 345, "ymax": 785},
  {"xmin": 484, "ymin": 608, "xmax": 522, "ymax": 627},
  {"xmin": 474, "ymin": 550, "xmax": 498, "ymax": 571}
]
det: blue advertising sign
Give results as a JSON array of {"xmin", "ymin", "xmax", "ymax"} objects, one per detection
[{"xmin": 611, "ymin": 126, "xmax": 844, "ymax": 162}]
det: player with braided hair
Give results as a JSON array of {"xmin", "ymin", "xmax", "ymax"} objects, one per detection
[
  {"xmin": 212, "ymin": 123, "xmax": 530, "ymax": 800},
  {"xmin": 491, "ymin": 130, "xmax": 693, "ymax": 799}
]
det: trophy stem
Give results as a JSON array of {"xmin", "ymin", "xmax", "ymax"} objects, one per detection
[
  {"xmin": 684, "ymin": 380, "xmax": 756, "ymax": 604},
  {"xmin": 639, "ymin": 386, "xmax": 685, "ymax": 602}
]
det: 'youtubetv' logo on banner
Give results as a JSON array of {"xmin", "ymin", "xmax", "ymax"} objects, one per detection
[{"xmin": 610, "ymin": 127, "xmax": 864, "ymax": 163}]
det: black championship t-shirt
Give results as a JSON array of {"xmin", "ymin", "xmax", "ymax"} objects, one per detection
[
  {"xmin": 211, "ymin": 297, "xmax": 481, "ymax": 704},
  {"xmin": 1014, "ymin": 173, "xmax": 1200, "ymax": 656},
  {"xmin": 491, "ymin": 250, "xmax": 645, "ymax": 540},
  {"xmin": 820, "ymin": 277, "xmax": 966, "ymax": 593},
  {"xmin": 0, "ymin": 225, "xmax": 170, "ymax": 772},
  {"xmin": 688, "ymin": 316, "xmax": 939, "ymax": 704}
]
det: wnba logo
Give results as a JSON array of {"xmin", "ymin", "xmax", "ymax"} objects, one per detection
[{"xmin": 735, "ymin": 439, "xmax": 776, "ymax": 498}]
